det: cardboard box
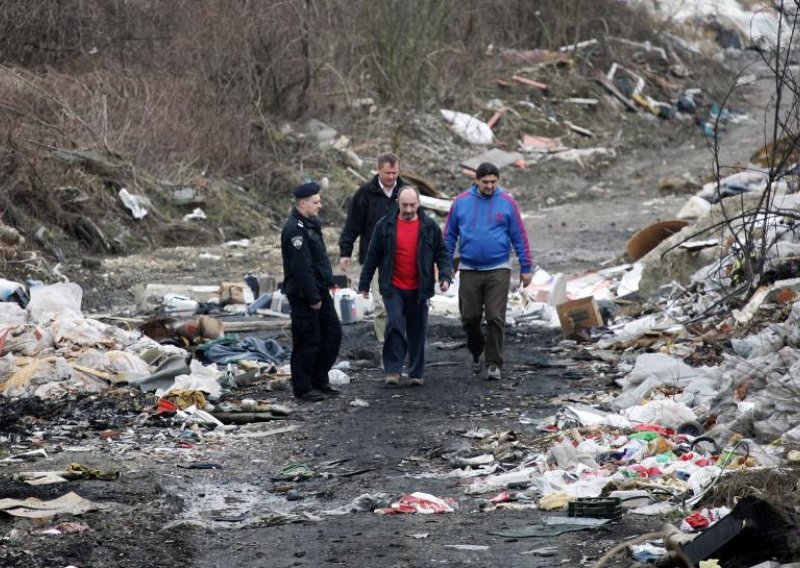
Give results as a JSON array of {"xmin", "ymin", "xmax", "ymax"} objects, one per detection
[
  {"xmin": 218, "ymin": 281, "xmax": 247, "ymax": 306},
  {"xmin": 556, "ymin": 296, "xmax": 602, "ymax": 337}
]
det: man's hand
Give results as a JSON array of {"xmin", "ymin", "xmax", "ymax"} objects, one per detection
[
  {"xmin": 339, "ymin": 257, "xmax": 351, "ymax": 271},
  {"xmin": 440, "ymin": 281, "xmax": 450, "ymax": 293},
  {"xmin": 310, "ymin": 301, "xmax": 322, "ymax": 310},
  {"xmin": 359, "ymin": 290, "xmax": 369, "ymax": 299},
  {"xmin": 520, "ymin": 272, "xmax": 533, "ymax": 287}
]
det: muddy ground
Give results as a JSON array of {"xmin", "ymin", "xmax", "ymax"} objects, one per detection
[
  {"xmin": 1, "ymin": 318, "xmax": 665, "ymax": 568},
  {"xmin": 0, "ymin": 52, "xmax": 786, "ymax": 567}
]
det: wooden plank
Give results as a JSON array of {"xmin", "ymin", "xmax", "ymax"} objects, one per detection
[
  {"xmin": 220, "ymin": 319, "xmax": 290, "ymax": 331},
  {"xmin": 419, "ymin": 195, "xmax": 452, "ymax": 214},
  {"xmin": 402, "ymin": 170, "xmax": 446, "ymax": 199},
  {"xmin": 566, "ymin": 122, "xmax": 595, "ymax": 137},
  {"xmin": 486, "ymin": 107, "xmax": 508, "ymax": 130},
  {"xmin": 511, "ymin": 75, "xmax": 548, "ymax": 91}
]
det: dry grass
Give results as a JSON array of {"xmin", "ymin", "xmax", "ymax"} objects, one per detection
[
  {"xmin": 704, "ymin": 466, "xmax": 800, "ymax": 509},
  {"xmin": 0, "ymin": 0, "xmax": 692, "ymax": 256}
]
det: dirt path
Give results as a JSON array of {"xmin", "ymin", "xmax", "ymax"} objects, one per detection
[{"xmin": 0, "ymin": 319, "xmax": 662, "ymax": 568}]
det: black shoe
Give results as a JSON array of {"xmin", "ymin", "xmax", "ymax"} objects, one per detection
[
  {"xmin": 295, "ymin": 391, "xmax": 324, "ymax": 402},
  {"xmin": 316, "ymin": 385, "xmax": 340, "ymax": 396}
]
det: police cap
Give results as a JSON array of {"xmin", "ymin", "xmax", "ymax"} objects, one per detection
[{"xmin": 293, "ymin": 182, "xmax": 321, "ymax": 199}]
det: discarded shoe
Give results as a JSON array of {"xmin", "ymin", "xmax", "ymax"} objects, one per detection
[
  {"xmin": 486, "ymin": 365, "xmax": 502, "ymax": 381},
  {"xmin": 471, "ymin": 354, "xmax": 484, "ymax": 376},
  {"xmin": 384, "ymin": 373, "xmax": 401, "ymax": 386},
  {"xmin": 295, "ymin": 391, "xmax": 324, "ymax": 402},
  {"xmin": 316, "ymin": 385, "xmax": 340, "ymax": 396},
  {"xmin": 409, "ymin": 377, "xmax": 424, "ymax": 387}
]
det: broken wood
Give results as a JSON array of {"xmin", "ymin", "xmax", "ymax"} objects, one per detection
[
  {"xmin": 486, "ymin": 107, "xmax": 508, "ymax": 130},
  {"xmin": 221, "ymin": 320, "xmax": 290, "ymax": 332},
  {"xmin": 566, "ymin": 122, "xmax": 595, "ymax": 137},
  {"xmin": 559, "ymin": 38, "xmax": 598, "ymax": 52},
  {"xmin": 512, "ymin": 75, "xmax": 548, "ymax": 91},
  {"xmin": 419, "ymin": 195, "xmax": 452, "ymax": 214},
  {"xmin": 607, "ymin": 36, "xmax": 668, "ymax": 62},
  {"xmin": 592, "ymin": 70, "xmax": 638, "ymax": 112},
  {"xmin": 562, "ymin": 98, "xmax": 598, "ymax": 106},
  {"xmin": 402, "ymin": 170, "xmax": 447, "ymax": 199},
  {"xmin": 346, "ymin": 166, "xmax": 367, "ymax": 182}
]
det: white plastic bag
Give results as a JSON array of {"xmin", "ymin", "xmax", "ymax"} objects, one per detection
[
  {"xmin": 28, "ymin": 283, "xmax": 83, "ymax": 323},
  {"xmin": 328, "ymin": 369, "xmax": 351, "ymax": 385},
  {"xmin": 440, "ymin": 109, "xmax": 494, "ymax": 145}
]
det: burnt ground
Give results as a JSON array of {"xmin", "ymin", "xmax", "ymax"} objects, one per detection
[
  {"xmin": 0, "ymin": 318, "xmax": 665, "ymax": 568},
  {"xmin": 0, "ymin": 54, "xmax": 788, "ymax": 568}
]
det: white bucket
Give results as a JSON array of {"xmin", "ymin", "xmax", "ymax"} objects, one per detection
[{"xmin": 270, "ymin": 290, "xmax": 291, "ymax": 314}]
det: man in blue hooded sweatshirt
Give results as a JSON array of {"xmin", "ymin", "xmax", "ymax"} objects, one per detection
[{"xmin": 444, "ymin": 162, "xmax": 533, "ymax": 381}]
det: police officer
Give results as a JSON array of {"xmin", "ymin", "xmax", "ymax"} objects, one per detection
[{"xmin": 281, "ymin": 182, "xmax": 342, "ymax": 402}]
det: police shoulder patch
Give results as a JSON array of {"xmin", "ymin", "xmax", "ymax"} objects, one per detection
[{"xmin": 291, "ymin": 235, "xmax": 303, "ymax": 249}]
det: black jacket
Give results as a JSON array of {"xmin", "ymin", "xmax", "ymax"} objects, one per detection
[
  {"xmin": 358, "ymin": 208, "xmax": 452, "ymax": 301},
  {"xmin": 281, "ymin": 209, "xmax": 334, "ymax": 305},
  {"xmin": 338, "ymin": 175, "xmax": 405, "ymax": 264}
]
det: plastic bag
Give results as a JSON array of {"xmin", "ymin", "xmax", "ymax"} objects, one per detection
[
  {"xmin": 28, "ymin": 283, "xmax": 83, "ymax": 323},
  {"xmin": 440, "ymin": 109, "xmax": 494, "ymax": 145},
  {"xmin": 328, "ymin": 369, "xmax": 350, "ymax": 385}
]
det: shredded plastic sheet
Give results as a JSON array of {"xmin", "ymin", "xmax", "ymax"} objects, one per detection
[
  {"xmin": 0, "ymin": 492, "xmax": 109, "ymax": 518},
  {"xmin": 376, "ymin": 492, "xmax": 456, "ymax": 514},
  {"xmin": 0, "ymin": 302, "xmax": 28, "ymax": 325},
  {"xmin": 27, "ymin": 283, "xmax": 83, "ymax": 323}
]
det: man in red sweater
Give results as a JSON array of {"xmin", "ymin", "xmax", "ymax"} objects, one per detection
[{"xmin": 358, "ymin": 186, "xmax": 452, "ymax": 386}]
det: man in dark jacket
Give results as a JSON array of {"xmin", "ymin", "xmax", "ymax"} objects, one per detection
[
  {"xmin": 358, "ymin": 186, "xmax": 452, "ymax": 387},
  {"xmin": 281, "ymin": 182, "xmax": 342, "ymax": 402},
  {"xmin": 339, "ymin": 153, "xmax": 404, "ymax": 343}
]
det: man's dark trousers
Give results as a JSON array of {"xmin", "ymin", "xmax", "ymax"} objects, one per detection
[
  {"xmin": 383, "ymin": 286, "xmax": 428, "ymax": 379},
  {"xmin": 288, "ymin": 292, "xmax": 342, "ymax": 396}
]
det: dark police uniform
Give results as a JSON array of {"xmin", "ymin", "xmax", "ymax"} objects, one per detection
[{"xmin": 280, "ymin": 186, "xmax": 342, "ymax": 398}]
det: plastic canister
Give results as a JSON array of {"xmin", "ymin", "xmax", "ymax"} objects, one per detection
[
  {"xmin": 270, "ymin": 290, "xmax": 291, "ymax": 314},
  {"xmin": 340, "ymin": 296, "xmax": 356, "ymax": 324},
  {"xmin": 258, "ymin": 273, "xmax": 277, "ymax": 294},
  {"xmin": 333, "ymin": 288, "xmax": 359, "ymax": 324}
]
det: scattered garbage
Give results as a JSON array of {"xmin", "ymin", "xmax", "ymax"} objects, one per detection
[
  {"xmin": 118, "ymin": 188, "xmax": 149, "ymax": 219},
  {"xmin": 376, "ymin": 493, "xmax": 456, "ymax": 515}
]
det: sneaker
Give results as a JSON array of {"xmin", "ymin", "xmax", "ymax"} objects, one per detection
[
  {"xmin": 471, "ymin": 354, "xmax": 484, "ymax": 375},
  {"xmin": 409, "ymin": 377, "xmax": 424, "ymax": 387},
  {"xmin": 384, "ymin": 373, "xmax": 401, "ymax": 387},
  {"xmin": 486, "ymin": 365, "xmax": 502, "ymax": 381}
]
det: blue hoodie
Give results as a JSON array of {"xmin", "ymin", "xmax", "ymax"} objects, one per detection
[{"xmin": 444, "ymin": 185, "xmax": 532, "ymax": 273}]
